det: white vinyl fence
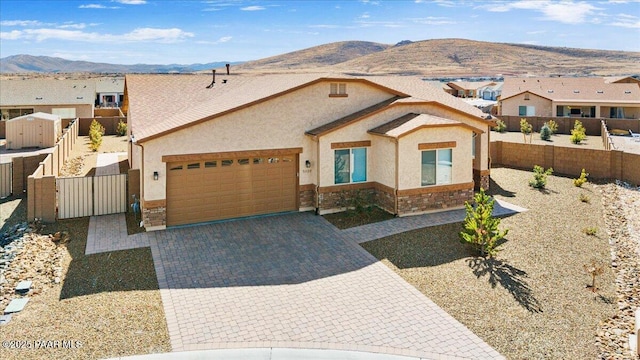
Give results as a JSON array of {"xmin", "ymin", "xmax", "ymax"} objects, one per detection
[{"xmin": 57, "ymin": 174, "xmax": 127, "ymax": 219}]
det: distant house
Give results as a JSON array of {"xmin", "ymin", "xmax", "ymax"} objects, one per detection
[
  {"xmin": 478, "ymin": 82, "xmax": 503, "ymax": 101},
  {"xmin": 498, "ymin": 76, "xmax": 640, "ymax": 119},
  {"xmin": 447, "ymin": 81, "xmax": 497, "ymax": 98},
  {"xmin": 124, "ymin": 73, "xmax": 494, "ymax": 231},
  {"xmin": 95, "ymin": 77, "xmax": 124, "ymax": 108},
  {"xmin": 0, "ymin": 79, "xmax": 95, "ymax": 121}
]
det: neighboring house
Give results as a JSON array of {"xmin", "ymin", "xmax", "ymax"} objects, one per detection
[
  {"xmin": 0, "ymin": 79, "xmax": 95, "ymax": 121},
  {"xmin": 124, "ymin": 73, "xmax": 494, "ymax": 231},
  {"xmin": 95, "ymin": 77, "xmax": 124, "ymax": 108},
  {"xmin": 424, "ymin": 80, "xmax": 456, "ymax": 96},
  {"xmin": 499, "ymin": 76, "xmax": 640, "ymax": 119},
  {"xmin": 478, "ymin": 82, "xmax": 503, "ymax": 101},
  {"xmin": 446, "ymin": 81, "xmax": 497, "ymax": 98}
]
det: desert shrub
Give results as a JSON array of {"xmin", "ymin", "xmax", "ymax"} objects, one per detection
[
  {"xmin": 88, "ymin": 119, "xmax": 105, "ymax": 152},
  {"xmin": 529, "ymin": 165, "xmax": 553, "ymax": 189},
  {"xmin": 520, "ymin": 118, "xmax": 533, "ymax": 143},
  {"xmin": 584, "ymin": 227, "xmax": 598, "ymax": 236},
  {"xmin": 540, "ymin": 124, "xmax": 552, "ymax": 141},
  {"xmin": 584, "ymin": 259, "xmax": 605, "ymax": 292},
  {"xmin": 116, "ymin": 120, "xmax": 127, "ymax": 136},
  {"xmin": 573, "ymin": 168, "xmax": 589, "ymax": 187},
  {"xmin": 579, "ymin": 193, "xmax": 591, "ymax": 203},
  {"xmin": 493, "ymin": 119, "xmax": 507, "ymax": 133},
  {"xmin": 459, "ymin": 188, "xmax": 509, "ymax": 257},
  {"xmin": 545, "ymin": 119, "xmax": 558, "ymax": 134},
  {"xmin": 570, "ymin": 120, "xmax": 586, "ymax": 144}
]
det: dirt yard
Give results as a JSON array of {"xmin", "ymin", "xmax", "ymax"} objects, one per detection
[{"xmin": 59, "ymin": 135, "xmax": 128, "ymax": 177}]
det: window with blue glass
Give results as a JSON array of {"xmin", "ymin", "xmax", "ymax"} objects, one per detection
[
  {"xmin": 421, "ymin": 149, "xmax": 452, "ymax": 186},
  {"xmin": 334, "ymin": 148, "xmax": 367, "ymax": 184}
]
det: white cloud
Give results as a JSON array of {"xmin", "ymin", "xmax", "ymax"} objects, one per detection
[
  {"xmin": 610, "ymin": 13, "xmax": 640, "ymax": 27},
  {"xmin": 481, "ymin": 1, "xmax": 601, "ymax": 24},
  {"xmin": 114, "ymin": 0, "xmax": 147, "ymax": 4},
  {"xmin": 0, "ymin": 30, "xmax": 23, "ymax": 40},
  {"xmin": 241, "ymin": 6, "xmax": 265, "ymax": 11},
  {"xmin": 2, "ymin": 27, "xmax": 194, "ymax": 43},
  {"xmin": 409, "ymin": 16, "xmax": 457, "ymax": 25},
  {"xmin": 79, "ymin": 4, "xmax": 111, "ymax": 9},
  {"xmin": 526, "ymin": 30, "xmax": 547, "ymax": 34},
  {"xmin": 0, "ymin": 20, "xmax": 43, "ymax": 27},
  {"xmin": 309, "ymin": 24, "xmax": 341, "ymax": 29},
  {"xmin": 59, "ymin": 23, "xmax": 87, "ymax": 30},
  {"xmin": 360, "ymin": 13, "xmax": 370, "ymax": 19},
  {"xmin": 120, "ymin": 28, "xmax": 194, "ymax": 42},
  {"xmin": 196, "ymin": 36, "xmax": 233, "ymax": 45}
]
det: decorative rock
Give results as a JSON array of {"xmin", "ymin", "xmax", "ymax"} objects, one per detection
[{"xmin": 4, "ymin": 297, "xmax": 29, "ymax": 314}]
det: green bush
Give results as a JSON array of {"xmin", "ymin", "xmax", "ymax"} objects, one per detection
[
  {"xmin": 520, "ymin": 118, "xmax": 532, "ymax": 143},
  {"xmin": 493, "ymin": 119, "xmax": 507, "ymax": 133},
  {"xmin": 546, "ymin": 119, "xmax": 558, "ymax": 134},
  {"xmin": 459, "ymin": 188, "xmax": 508, "ymax": 257},
  {"xmin": 584, "ymin": 227, "xmax": 598, "ymax": 236},
  {"xmin": 116, "ymin": 120, "xmax": 127, "ymax": 136},
  {"xmin": 540, "ymin": 124, "xmax": 552, "ymax": 141},
  {"xmin": 570, "ymin": 120, "xmax": 586, "ymax": 144},
  {"xmin": 573, "ymin": 169, "xmax": 588, "ymax": 187},
  {"xmin": 529, "ymin": 165, "xmax": 553, "ymax": 189},
  {"xmin": 89, "ymin": 119, "xmax": 105, "ymax": 152},
  {"xmin": 579, "ymin": 193, "xmax": 590, "ymax": 203}
]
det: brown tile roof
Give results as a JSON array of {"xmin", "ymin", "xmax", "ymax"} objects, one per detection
[
  {"xmin": 500, "ymin": 77, "xmax": 640, "ymax": 103},
  {"xmin": 0, "ymin": 78, "xmax": 95, "ymax": 106},
  {"xmin": 305, "ymin": 96, "xmax": 403, "ymax": 136},
  {"xmin": 369, "ymin": 113, "xmax": 477, "ymax": 138},
  {"xmin": 126, "ymin": 73, "xmax": 488, "ymax": 142}
]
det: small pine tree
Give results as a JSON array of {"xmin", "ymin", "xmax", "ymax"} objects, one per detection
[
  {"xmin": 573, "ymin": 168, "xmax": 589, "ymax": 187},
  {"xmin": 546, "ymin": 119, "xmax": 559, "ymax": 134},
  {"xmin": 493, "ymin": 119, "xmax": 507, "ymax": 133},
  {"xmin": 459, "ymin": 188, "xmax": 509, "ymax": 257},
  {"xmin": 570, "ymin": 120, "xmax": 586, "ymax": 144},
  {"xmin": 529, "ymin": 165, "xmax": 553, "ymax": 189},
  {"xmin": 89, "ymin": 119, "xmax": 105, "ymax": 152},
  {"xmin": 116, "ymin": 120, "xmax": 127, "ymax": 136},
  {"xmin": 540, "ymin": 124, "xmax": 551, "ymax": 141},
  {"xmin": 520, "ymin": 118, "xmax": 533, "ymax": 143}
]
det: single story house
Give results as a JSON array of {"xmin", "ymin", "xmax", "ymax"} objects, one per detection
[
  {"xmin": 0, "ymin": 78, "xmax": 95, "ymax": 121},
  {"xmin": 6, "ymin": 112, "xmax": 62, "ymax": 149},
  {"xmin": 124, "ymin": 73, "xmax": 494, "ymax": 231},
  {"xmin": 95, "ymin": 77, "xmax": 124, "ymax": 108},
  {"xmin": 447, "ymin": 81, "xmax": 497, "ymax": 99},
  {"xmin": 498, "ymin": 76, "xmax": 640, "ymax": 119}
]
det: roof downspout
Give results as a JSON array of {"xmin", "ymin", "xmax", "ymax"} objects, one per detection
[
  {"xmin": 315, "ymin": 136, "xmax": 321, "ymax": 215},
  {"xmin": 394, "ymin": 137, "xmax": 399, "ymax": 216}
]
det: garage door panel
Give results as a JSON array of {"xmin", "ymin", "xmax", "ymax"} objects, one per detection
[{"xmin": 167, "ymin": 152, "xmax": 297, "ymax": 226}]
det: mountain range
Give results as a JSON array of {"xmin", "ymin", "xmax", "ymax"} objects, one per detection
[{"xmin": 2, "ymin": 39, "xmax": 639, "ymax": 77}]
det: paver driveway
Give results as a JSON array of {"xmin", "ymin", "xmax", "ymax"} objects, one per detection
[{"xmin": 147, "ymin": 212, "xmax": 503, "ymax": 359}]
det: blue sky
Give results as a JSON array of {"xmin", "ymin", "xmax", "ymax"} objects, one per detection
[{"xmin": 1, "ymin": 0, "xmax": 639, "ymax": 65}]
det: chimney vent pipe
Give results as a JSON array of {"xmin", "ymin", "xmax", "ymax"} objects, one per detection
[{"xmin": 226, "ymin": 64, "xmax": 230, "ymax": 75}]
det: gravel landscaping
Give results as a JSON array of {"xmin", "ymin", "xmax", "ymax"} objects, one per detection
[
  {"xmin": 0, "ymin": 200, "xmax": 169, "ymax": 360},
  {"xmin": 362, "ymin": 167, "xmax": 626, "ymax": 360},
  {"xmin": 59, "ymin": 135, "xmax": 128, "ymax": 177},
  {"xmin": 491, "ymin": 131, "xmax": 605, "ymax": 150}
]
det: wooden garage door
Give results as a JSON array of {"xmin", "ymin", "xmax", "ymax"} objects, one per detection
[{"xmin": 166, "ymin": 154, "xmax": 297, "ymax": 226}]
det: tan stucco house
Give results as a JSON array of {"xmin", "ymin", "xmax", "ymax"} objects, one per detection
[
  {"xmin": 0, "ymin": 79, "xmax": 96, "ymax": 120},
  {"xmin": 499, "ymin": 76, "xmax": 640, "ymax": 119},
  {"xmin": 124, "ymin": 73, "xmax": 494, "ymax": 230}
]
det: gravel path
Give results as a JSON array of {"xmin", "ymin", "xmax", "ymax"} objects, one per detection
[{"xmin": 363, "ymin": 167, "xmax": 619, "ymax": 360}]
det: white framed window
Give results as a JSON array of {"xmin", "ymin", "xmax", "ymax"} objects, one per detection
[
  {"xmin": 335, "ymin": 148, "xmax": 366, "ymax": 184},
  {"xmin": 421, "ymin": 149, "xmax": 452, "ymax": 186},
  {"xmin": 329, "ymin": 82, "xmax": 347, "ymax": 97}
]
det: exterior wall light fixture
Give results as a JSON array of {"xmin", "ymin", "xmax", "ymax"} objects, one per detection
[{"xmin": 153, "ymin": 171, "xmax": 159, "ymax": 181}]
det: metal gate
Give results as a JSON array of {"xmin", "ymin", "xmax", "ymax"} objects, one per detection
[{"xmin": 57, "ymin": 174, "xmax": 127, "ymax": 219}]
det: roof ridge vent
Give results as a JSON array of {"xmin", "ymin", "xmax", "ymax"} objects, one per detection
[{"xmin": 573, "ymin": 90, "xmax": 580, "ymax": 93}]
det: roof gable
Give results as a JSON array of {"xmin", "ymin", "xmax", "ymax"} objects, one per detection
[
  {"xmin": 369, "ymin": 113, "xmax": 482, "ymax": 139},
  {"xmin": 8, "ymin": 112, "xmax": 60, "ymax": 122}
]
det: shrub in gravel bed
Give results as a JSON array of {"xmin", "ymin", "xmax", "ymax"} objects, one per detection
[
  {"xmin": 529, "ymin": 165, "xmax": 553, "ymax": 189},
  {"xmin": 459, "ymin": 188, "xmax": 508, "ymax": 257}
]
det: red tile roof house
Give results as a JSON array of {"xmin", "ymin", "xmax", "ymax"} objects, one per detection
[
  {"xmin": 123, "ymin": 72, "xmax": 495, "ymax": 230},
  {"xmin": 498, "ymin": 76, "xmax": 640, "ymax": 119}
]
